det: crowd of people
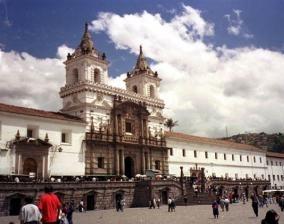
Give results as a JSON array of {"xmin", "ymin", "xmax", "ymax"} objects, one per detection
[
  {"xmin": 148, "ymin": 197, "xmax": 161, "ymax": 209},
  {"xmin": 11, "ymin": 181, "xmax": 284, "ymax": 224},
  {"xmin": 18, "ymin": 186, "xmax": 76, "ymax": 224},
  {"xmin": 210, "ymin": 188, "xmax": 282, "ymax": 224},
  {"xmin": 0, "ymin": 173, "xmax": 180, "ymax": 184}
]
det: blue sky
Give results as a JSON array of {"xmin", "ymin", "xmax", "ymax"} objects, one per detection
[
  {"xmin": 1, "ymin": 0, "xmax": 284, "ymax": 137},
  {"xmin": 1, "ymin": 0, "xmax": 284, "ymax": 76}
]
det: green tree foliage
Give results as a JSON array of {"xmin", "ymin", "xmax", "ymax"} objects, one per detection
[
  {"xmin": 165, "ymin": 118, "xmax": 178, "ymax": 132},
  {"xmin": 272, "ymin": 133, "xmax": 284, "ymax": 152}
]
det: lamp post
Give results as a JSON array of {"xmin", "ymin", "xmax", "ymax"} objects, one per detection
[{"xmin": 180, "ymin": 166, "xmax": 184, "ymax": 196}]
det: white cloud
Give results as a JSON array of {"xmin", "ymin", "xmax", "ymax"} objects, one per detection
[
  {"xmin": 225, "ymin": 9, "xmax": 253, "ymax": 39},
  {"xmin": 109, "ymin": 73, "xmax": 126, "ymax": 89},
  {"xmin": 1, "ymin": 5, "xmax": 283, "ymax": 138},
  {"xmin": 0, "ymin": 45, "xmax": 72, "ymax": 110},
  {"xmin": 91, "ymin": 5, "xmax": 284, "ymax": 137}
]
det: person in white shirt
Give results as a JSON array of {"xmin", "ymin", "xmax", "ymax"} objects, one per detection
[
  {"xmin": 19, "ymin": 196, "xmax": 42, "ymax": 224},
  {"xmin": 168, "ymin": 197, "xmax": 172, "ymax": 212}
]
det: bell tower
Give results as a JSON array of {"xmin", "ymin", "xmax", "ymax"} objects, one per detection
[
  {"xmin": 124, "ymin": 46, "xmax": 161, "ymax": 99},
  {"xmin": 59, "ymin": 23, "xmax": 109, "ymax": 124},
  {"xmin": 64, "ymin": 23, "xmax": 109, "ymax": 86}
]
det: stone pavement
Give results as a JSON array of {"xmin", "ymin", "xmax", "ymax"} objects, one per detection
[{"xmin": 1, "ymin": 203, "xmax": 283, "ymax": 224}]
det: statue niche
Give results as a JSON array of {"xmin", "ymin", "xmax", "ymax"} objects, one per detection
[{"xmin": 112, "ymin": 101, "xmax": 150, "ymax": 140}]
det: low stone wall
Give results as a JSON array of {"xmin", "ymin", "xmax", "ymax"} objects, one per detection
[
  {"xmin": 208, "ymin": 179, "xmax": 270, "ymax": 196},
  {"xmin": 0, "ymin": 180, "xmax": 182, "ymax": 216}
]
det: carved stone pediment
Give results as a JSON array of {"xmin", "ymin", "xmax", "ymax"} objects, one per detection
[{"xmin": 115, "ymin": 101, "xmax": 150, "ymax": 117}]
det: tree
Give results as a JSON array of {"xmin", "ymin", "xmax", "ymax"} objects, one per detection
[
  {"xmin": 165, "ymin": 118, "xmax": 178, "ymax": 132},
  {"xmin": 273, "ymin": 133, "xmax": 284, "ymax": 152}
]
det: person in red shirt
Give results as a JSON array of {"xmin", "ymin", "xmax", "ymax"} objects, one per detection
[{"xmin": 38, "ymin": 186, "xmax": 61, "ymax": 224}]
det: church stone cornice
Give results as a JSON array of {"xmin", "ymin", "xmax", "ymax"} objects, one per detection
[
  {"xmin": 64, "ymin": 54, "xmax": 109, "ymax": 67},
  {"xmin": 59, "ymin": 81, "xmax": 165, "ymax": 108}
]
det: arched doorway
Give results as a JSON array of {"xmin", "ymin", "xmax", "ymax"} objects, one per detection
[
  {"xmin": 125, "ymin": 157, "xmax": 134, "ymax": 178},
  {"xmin": 85, "ymin": 191, "xmax": 96, "ymax": 211},
  {"xmin": 161, "ymin": 189, "xmax": 169, "ymax": 204},
  {"xmin": 8, "ymin": 194, "xmax": 25, "ymax": 215},
  {"xmin": 23, "ymin": 158, "xmax": 37, "ymax": 177}
]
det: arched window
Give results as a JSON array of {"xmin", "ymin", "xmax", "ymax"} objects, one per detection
[
  {"xmin": 132, "ymin": 85, "xmax": 138, "ymax": 93},
  {"xmin": 72, "ymin": 68, "xmax": 79, "ymax": 84},
  {"xmin": 149, "ymin": 85, "xmax": 155, "ymax": 98},
  {"xmin": 94, "ymin": 68, "xmax": 101, "ymax": 83}
]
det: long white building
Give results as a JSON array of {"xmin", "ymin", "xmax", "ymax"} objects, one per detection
[{"xmin": 166, "ymin": 131, "xmax": 284, "ymax": 188}]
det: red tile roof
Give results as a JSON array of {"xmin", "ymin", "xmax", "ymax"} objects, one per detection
[
  {"xmin": 266, "ymin": 151, "xmax": 284, "ymax": 159},
  {"xmin": 165, "ymin": 131, "xmax": 264, "ymax": 152},
  {"xmin": 0, "ymin": 103, "xmax": 85, "ymax": 123}
]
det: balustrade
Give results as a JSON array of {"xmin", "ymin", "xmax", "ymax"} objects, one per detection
[{"xmin": 85, "ymin": 131, "xmax": 166, "ymax": 147}]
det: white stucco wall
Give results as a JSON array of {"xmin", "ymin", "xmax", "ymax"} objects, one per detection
[
  {"xmin": 166, "ymin": 137, "xmax": 268, "ymax": 181},
  {"xmin": 0, "ymin": 111, "xmax": 86, "ymax": 176},
  {"xmin": 266, "ymin": 156, "xmax": 284, "ymax": 188}
]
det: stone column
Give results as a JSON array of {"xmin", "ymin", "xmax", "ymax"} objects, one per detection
[
  {"xmin": 120, "ymin": 149, "xmax": 125, "ymax": 175},
  {"xmin": 115, "ymin": 148, "xmax": 120, "ymax": 175},
  {"xmin": 161, "ymin": 149, "xmax": 165, "ymax": 174},
  {"xmin": 146, "ymin": 152, "xmax": 151, "ymax": 170},
  {"xmin": 121, "ymin": 149, "xmax": 125, "ymax": 175},
  {"xmin": 115, "ymin": 115, "xmax": 118, "ymax": 136},
  {"xmin": 149, "ymin": 148, "xmax": 152, "ymax": 170},
  {"xmin": 144, "ymin": 152, "xmax": 148, "ymax": 170},
  {"xmin": 18, "ymin": 154, "xmax": 22, "ymax": 174},
  {"xmin": 42, "ymin": 156, "xmax": 45, "ymax": 179},
  {"xmin": 141, "ymin": 148, "xmax": 145, "ymax": 174},
  {"xmin": 180, "ymin": 166, "xmax": 184, "ymax": 195},
  {"xmin": 15, "ymin": 153, "xmax": 18, "ymax": 174},
  {"xmin": 107, "ymin": 146, "xmax": 111, "ymax": 174}
]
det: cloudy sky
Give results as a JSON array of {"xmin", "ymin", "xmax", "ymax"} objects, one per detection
[{"xmin": 0, "ymin": 0, "xmax": 284, "ymax": 137}]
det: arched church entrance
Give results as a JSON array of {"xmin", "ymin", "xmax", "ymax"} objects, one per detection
[
  {"xmin": 23, "ymin": 158, "xmax": 37, "ymax": 177},
  {"xmin": 124, "ymin": 157, "xmax": 134, "ymax": 178}
]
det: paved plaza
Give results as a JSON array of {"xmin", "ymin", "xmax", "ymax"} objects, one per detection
[{"xmin": 1, "ymin": 202, "xmax": 283, "ymax": 224}]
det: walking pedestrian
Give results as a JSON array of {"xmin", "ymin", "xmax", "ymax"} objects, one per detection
[
  {"xmin": 251, "ymin": 193, "xmax": 259, "ymax": 217},
  {"xmin": 120, "ymin": 198, "xmax": 126, "ymax": 212},
  {"xmin": 19, "ymin": 196, "xmax": 42, "ymax": 224},
  {"xmin": 279, "ymin": 196, "xmax": 284, "ymax": 211},
  {"xmin": 153, "ymin": 198, "xmax": 157, "ymax": 209},
  {"xmin": 242, "ymin": 192, "xmax": 246, "ymax": 204},
  {"xmin": 156, "ymin": 197, "xmax": 160, "ymax": 208},
  {"xmin": 212, "ymin": 200, "xmax": 219, "ymax": 219},
  {"xmin": 116, "ymin": 199, "xmax": 121, "ymax": 212},
  {"xmin": 66, "ymin": 202, "xmax": 74, "ymax": 224},
  {"xmin": 219, "ymin": 197, "xmax": 225, "ymax": 212},
  {"xmin": 171, "ymin": 198, "xmax": 176, "ymax": 212},
  {"xmin": 261, "ymin": 209, "xmax": 279, "ymax": 224},
  {"xmin": 168, "ymin": 197, "xmax": 172, "ymax": 212},
  {"xmin": 224, "ymin": 197, "xmax": 230, "ymax": 211},
  {"xmin": 78, "ymin": 199, "xmax": 85, "ymax": 212},
  {"xmin": 38, "ymin": 186, "xmax": 61, "ymax": 224}
]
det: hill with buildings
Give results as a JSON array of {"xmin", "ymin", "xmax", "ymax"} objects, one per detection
[{"xmin": 221, "ymin": 132, "xmax": 284, "ymax": 152}]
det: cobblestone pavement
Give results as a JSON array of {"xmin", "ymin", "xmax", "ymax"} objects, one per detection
[{"xmin": 1, "ymin": 203, "xmax": 283, "ymax": 224}]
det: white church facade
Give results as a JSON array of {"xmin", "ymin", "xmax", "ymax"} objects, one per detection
[{"xmin": 0, "ymin": 23, "xmax": 283, "ymax": 188}]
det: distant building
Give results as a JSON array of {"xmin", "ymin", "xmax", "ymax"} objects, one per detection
[{"xmin": 166, "ymin": 132, "xmax": 284, "ymax": 189}]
